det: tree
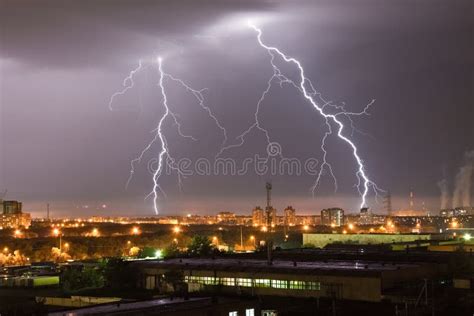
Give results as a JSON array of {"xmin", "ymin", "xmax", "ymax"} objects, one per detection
[
  {"xmin": 129, "ymin": 246, "xmax": 140, "ymax": 257},
  {"xmin": 61, "ymin": 266, "xmax": 104, "ymax": 292},
  {"xmin": 163, "ymin": 242, "xmax": 180, "ymax": 258},
  {"xmin": 103, "ymin": 258, "xmax": 138, "ymax": 289},
  {"xmin": 187, "ymin": 235, "xmax": 214, "ymax": 256},
  {"xmin": 139, "ymin": 247, "xmax": 156, "ymax": 258}
]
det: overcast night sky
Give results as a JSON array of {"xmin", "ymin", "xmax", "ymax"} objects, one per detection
[{"xmin": 0, "ymin": 0, "xmax": 473, "ymax": 217}]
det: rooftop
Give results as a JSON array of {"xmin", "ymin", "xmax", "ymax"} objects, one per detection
[{"xmin": 136, "ymin": 258, "xmax": 423, "ymax": 276}]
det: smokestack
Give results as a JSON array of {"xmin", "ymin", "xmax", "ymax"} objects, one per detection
[
  {"xmin": 437, "ymin": 179, "xmax": 450, "ymax": 210},
  {"xmin": 452, "ymin": 150, "xmax": 474, "ymax": 208}
]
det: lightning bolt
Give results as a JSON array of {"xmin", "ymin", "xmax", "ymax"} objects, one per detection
[
  {"xmin": 216, "ymin": 44, "xmax": 288, "ymax": 159},
  {"xmin": 108, "ymin": 60, "xmax": 144, "ymax": 111},
  {"xmin": 110, "ymin": 57, "xmax": 226, "ymax": 214},
  {"xmin": 248, "ymin": 23, "xmax": 382, "ymax": 209},
  {"xmin": 163, "ymin": 74, "xmax": 228, "ymax": 153}
]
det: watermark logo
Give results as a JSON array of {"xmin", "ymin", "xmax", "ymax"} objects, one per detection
[{"xmin": 147, "ymin": 141, "xmax": 320, "ymax": 177}]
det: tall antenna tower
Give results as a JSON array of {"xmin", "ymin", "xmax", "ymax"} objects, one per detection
[
  {"xmin": 409, "ymin": 187, "xmax": 414, "ymax": 209},
  {"xmin": 265, "ymin": 182, "xmax": 272, "ymax": 228}
]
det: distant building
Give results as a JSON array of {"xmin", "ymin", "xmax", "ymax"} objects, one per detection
[
  {"xmin": 321, "ymin": 208, "xmax": 344, "ymax": 227},
  {"xmin": 252, "ymin": 207, "xmax": 265, "ymax": 226},
  {"xmin": 216, "ymin": 211, "xmax": 237, "ymax": 224},
  {"xmin": 283, "ymin": 206, "xmax": 296, "ymax": 226},
  {"xmin": 0, "ymin": 199, "xmax": 31, "ymax": 229},
  {"xmin": 359, "ymin": 207, "xmax": 372, "ymax": 225},
  {"xmin": 2, "ymin": 200, "xmax": 22, "ymax": 214},
  {"xmin": 440, "ymin": 207, "xmax": 474, "ymax": 217}
]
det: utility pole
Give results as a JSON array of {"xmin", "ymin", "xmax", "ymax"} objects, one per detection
[
  {"xmin": 240, "ymin": 225, "xmax": 243, "ymax": 250},
  {"xmin": 265, "ymin": 182, "xmax": 272, "ymax": 229}
]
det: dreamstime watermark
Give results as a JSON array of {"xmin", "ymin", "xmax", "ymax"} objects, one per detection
[{"xmin": 146, "ymin": 142, "xmax": 320, "ymax": 177}]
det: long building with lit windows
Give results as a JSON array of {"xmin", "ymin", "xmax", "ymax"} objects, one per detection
[{"xmin": 134, "ymin": 258, "xmax": 443, "ymax": 302}]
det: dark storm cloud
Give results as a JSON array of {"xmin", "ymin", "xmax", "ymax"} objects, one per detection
[{"xmin": 0, "ymin": 0, "xmax": 275, "ymax": 68}]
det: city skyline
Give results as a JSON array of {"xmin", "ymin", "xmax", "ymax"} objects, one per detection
[{"xmin": 1, "ymin": 0, "xmax": 473, "ymax": 216}]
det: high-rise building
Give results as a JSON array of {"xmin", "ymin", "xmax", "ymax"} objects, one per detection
[
  {"xmin": 284, "ymin": 206, "xmax": 296, "ymax": 226},
  {"xmin": 359, "ymin": 207, "xmax": 372, "ymax": 225},
  {"xmin": 321, "ymin": 208, "xmax": 344, "ymax": 227},
  {"xmin": 0, "ymin": 200, "xmax": 31, "ymax": 229},
  {"xmin": 2, "ymin": 200, "xmax": 22, "ymax": 214},
  {"xmin": 252, "ymin": 207, "xmax": 265, "ymax": 226}
]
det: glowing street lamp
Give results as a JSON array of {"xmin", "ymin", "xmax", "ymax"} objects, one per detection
[
  {"xmin": 463, "ymin": 233, "xmax": 472, "ymax": 241},
  {"xmin": 52, "ymin": 228, "xmax": 62, "ymax": 252},
  {"xmin": 91, "ymin": 228, "xmax": 100, "ymax": 237},
  {"xmin": 155, "ymin": 249, "xmax": 163, "ymax": 259},
  {"xmin": 131, "ymin": 226, "xmax": 140, "ymax": 235},
  {"xmin": 303, "ymin": 225, "xmax": 309, "ymax": 231},
  {"xmin": 13, "ymin": 229, "xmax": 22, "ymax": 238},
  {"xmin": 249, "ymin": 235, "xmax": 256, "ymax": 247},
  {"xmin": 3, "ymin": 247, "xmax": 8, "ymax": 253},
  {"xmin": 348, "ymin": 223, "xmax": 354, "ymax": 230},
  {"xmin": 173, "ymin": 226, "xmax": 181, "ymax": 234}
]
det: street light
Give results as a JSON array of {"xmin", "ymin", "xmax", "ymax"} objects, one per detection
[
  {"xmin": 52, "ymin": 228, "xmax": 62, "ymax": 252},
  {"xmin": 131, "ymin": 226, "xmax": 140, "ymax": 235},
  {"xmin": 249, "ymin": 235, "xmax": 256, "ymax": 248},
  {"xmin": 14, "ymin": 229, "xmax": 22, "ymax": 238},
  {"xmin": 52, "ymin": 228, "xmax": 60, "ymax": 237},
  {"xmin": 173, "ymin": 226, "xmax": 181, "ymax": 234}
]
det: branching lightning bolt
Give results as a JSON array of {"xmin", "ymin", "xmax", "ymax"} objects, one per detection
[
  {"xmin": 163, "ymin": 74, "xmax": 228, "ymax": 152},
  {"xmin": 110, "ymin": 57, "xmax": 227, "ymax": 214},
  {"xmin": 108, "ymin": 60, "xmax": 144, "ymax": 111},
  {"xmin": 248, "ymin": 23, "xmax": 382, "ymax": 208},
  {"xmin": 216, "ymin": 44, "xmax": 289, "ymax": 159}
]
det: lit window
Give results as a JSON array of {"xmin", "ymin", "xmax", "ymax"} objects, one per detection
[
  {"xmin": 306, "ymin": 281, "xmax": 321, "ymax": 291},
  {"xmin": 289, "ymin": 280, "xmax": 305, "ymax": 290},
  {"xmin": 229, "ymin": 311, "xmax": 238, "ymax": 316},
  {"xmin": 245, "ymin": 309, "xmax": 255, "ymax": 316},
  {"xmin": 221, "ymin": 277, "xmax": 235, "ymax": 286},
  {"xmin": 237, "ymin": 278, "xmax": 252, "ymax": 287},
  {"xmin": 254, "ymin": 279, "xmax": 271, "ymax": 288},
  {"xmin": 271, "ymin": 280, "xmax": 288, "ymax": 289}
]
